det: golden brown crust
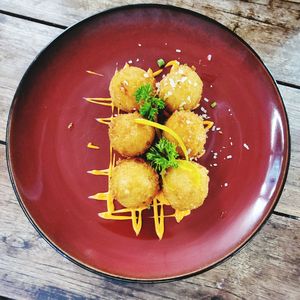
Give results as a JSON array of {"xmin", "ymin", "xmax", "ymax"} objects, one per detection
[
  {"xmin": 109, "ymin": 112, "xmax": 155, "ymax": 157},
  {"xmin": 109, "ymin": 65, "xmax": 155, "ymax": 112},
  {"xmin": 163, "ymin": 110, "xmax": 207, "ymax": 158},
  {"xmin": 111, "ymin": 158, "xmax": 159, "ymax": 209},
  {"xmin": 159, "ymin": 65, "xmax": 203, "ymax": 112},
  {"xmin": 162, "ymin": 161, "xmax": 209, "ymax": 211}
]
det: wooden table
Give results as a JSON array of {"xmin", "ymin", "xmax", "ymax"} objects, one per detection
[{"xmin": 0, "ymin": 1, "xmax": 299, "ymax": 299}]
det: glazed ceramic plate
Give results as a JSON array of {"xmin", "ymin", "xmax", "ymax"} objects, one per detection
[{"xmin": 7, "ymin": 5, "xmax": 290, "ymax": 281}]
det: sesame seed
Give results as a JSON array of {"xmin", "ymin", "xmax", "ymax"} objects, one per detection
[
  {"xmin": 216, "ymin": 127, "xmax": 221, "ymax": 131},
  {"xmin": 211, "ymin": 126, "xmax": 216, "ymax": 131},
  {"xmin": 165, "ymin": 42, "xmax": 168, "ymax": 45},
  {"xmin": 213, "ymin": 163, "xmax": 218, "ymax": 166},
  {"xmin": 166, "ymin": 91, "xmax": 173, "ymax": 97},
  {"xmin": 200, "ymin": 107, "xmax": 207, "ymax": 113},
  {"xmin": 138, "ymin": 43, "xmax": 142, "ymax": 47},
  {"xmin": 176, "ymin": 49, "xmax": 182, "ymax": 53},
  {"xmin": 144, "ymin": 73, "xmax": 149, "ymax": 78},
  {"xmin": 169, "ymin": 78, "xmax": 176, "ymax": 88},
  {"xmin": 67, "ymin": 122, "xmax": 73, "ymax": 129},
  {"xmin": 204, "ymin": 97, "xmax": 209, "ymax": 102},
  {"xmin": 243, "ymin": 143, "xmax": 250, "ymax": 150},
  {"xmin": 230, "ymin": 142, "xmax": 233, "ymax": 146},
  {"xmin": 207, "ymin": 54, "xmax": 212, "ymax": 61},
  {"xmin": 224, "ymin": 182, "xmax": 228, "ymax": 187},
  {"xmin": 181, "ymin": 76, "xmax": 187, "ymax": 82},
  {"xmin": 226, "ymin": 155, "xmax": 232, "ymax": 159},
  {"xmin": 210, "ymin": 85, "xmax": 213, "ymax": 88},
  {"xmin": 136, "ymin": 58, "xmax": 140, "ymax": 62},
  {"xmin": 123, "ymin": 80, "xmax": 129, "ymax": 86}
]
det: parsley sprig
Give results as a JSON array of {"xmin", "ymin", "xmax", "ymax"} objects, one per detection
[
  {"xmin": 134, "ymin": 84, "xmax": 165, "ymax": 121},
  {"xmin": 146, "ymin": 138, "xmax": 179, "ymax": 173}
]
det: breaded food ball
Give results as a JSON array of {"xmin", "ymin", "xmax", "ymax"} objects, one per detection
[
  {"xmin": 159, "ymin": 64, "xmax": 203, "ymax": 112},
  {"xmin": 109, "ymin": 64, "xmax": 155, "ymax": 112},
  {"xmin": 163, "ymin": 111, "xmax": 207, "ymax": 158},
  {"xmin": 162, "ymin": 160, "xmax": 209, "ymax": 211},
  {"xmin": 109, "ymin": 112, "xmax": 155, "ymax": 157},
  {"xmin": 111, "ymin": 159, "xmax": 159, "ymax": 208}
]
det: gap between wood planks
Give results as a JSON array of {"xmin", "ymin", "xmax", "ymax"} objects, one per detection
[{"xmin": 0, "ymin": 9, "xmax": 67, "ymax": 29}]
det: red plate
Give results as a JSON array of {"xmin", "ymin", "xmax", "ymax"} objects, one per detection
[{"xmin": 7, "ymin": 5, "xmax": 290, "ymax": 281}]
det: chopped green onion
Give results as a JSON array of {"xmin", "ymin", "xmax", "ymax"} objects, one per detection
[
  {"xmin": 210, "ymin": 101, "xmax": 217, "ymax": 108},
  {"xmin": 157, "ymin": 58, "xmax": 165, "ymax": 68}
]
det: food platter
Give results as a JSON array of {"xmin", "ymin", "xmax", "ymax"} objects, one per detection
[{"xmin": 6, "ymin": 4, "xmax": 290, "ymax": 281}]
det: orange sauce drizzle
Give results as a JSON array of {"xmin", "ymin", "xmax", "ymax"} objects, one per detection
[
  {"xmin": 203, "ymin": 120, "xmax": 214, "ymax": 131},
  {"xmin": 85, "ymin": 63, "xmax": 194, "ymax": 239},
  {"xmin": 86, "ymin": 70, "xmax": 104, "ymax": 76},
  {"xmin": 153, "ymin": 69, "xmax": 163, "ymax": 77},
  {"xmin": 87, "ymin": 142, "xmax": 100, "ymax": 149},
  {"xmin": 83, "ymin": 97, "xmax": 112, "ymax": 106}
]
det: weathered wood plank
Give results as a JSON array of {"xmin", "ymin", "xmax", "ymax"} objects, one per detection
[
  {"xmin": 0, "ymin": 144, "xmax": 299, "ymax": 299},
  {"xmin": 0, "ymin": 0, "xmax": 299, "ymax": 85},
  {"xmin": 0, "ymin": 14, "xmax": 62, "ymax": 141},
  {"xmin": 0, "ymin": 14, "xmax": 299, "ymax": 217},
  {"xmin": 276, "ymin": 85, "xmax": 300, "ymax": 217}
]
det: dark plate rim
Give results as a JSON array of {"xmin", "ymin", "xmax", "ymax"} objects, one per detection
[{"xmin": 6, "ymin": 3, "xmax": 291, "ymax": 283}]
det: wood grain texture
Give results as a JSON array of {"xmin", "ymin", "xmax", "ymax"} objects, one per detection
[
  {"xmin": 0, "ymin": 143, "xmax": 299, "ymax": 299},
  {"xmin": 0, "ymin": 0, "xmax": 300, "ymax": 85},
  {"xmin": 0, "ymin": 1, "xmax": 299, "ymax": 299},
  {"xmin": 0, "ymin": 14, "xmax": 62, "ymax": 141},
  {"xmin": 276, "ymin": 85, "xmax": 300, "ymax": 217}
]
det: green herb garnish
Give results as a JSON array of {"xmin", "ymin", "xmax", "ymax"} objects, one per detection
[
  {"xmin": 210, "ymin": 101, "xmax": 217, "ymax": 108},
  {"xmin": 134, "ymin": 84, "xmax": 165, "ymax": 121},
  {"xmin": 157, "ymin": 58, "xmax": 165, "ymax": 68},
  {"xmin": 146, "ymin": 138, "xmax": 179, "ymax": 173}
]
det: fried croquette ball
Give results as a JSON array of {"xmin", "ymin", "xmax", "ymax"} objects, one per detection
[
  {"xmin": 163, "ymin": 111, "xmax": 207, "ymax": 158},
  {"xmin": 111, "ymin": 159, "xmax": 159, "ymax": 208},
  {"xmin": 109, "ymin": 112, "xmax": 155, "ymax": 157},
  {"xmin": 162, "ymin": 160, "xmax": 209, "ymax": 211},
  {"xmin": 159, "ymin": 64, "xmax": 203, "ymax": 112},
  {"xmin": 109, "ymin": 64, "xmax": 155, "ymax": 112}
]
